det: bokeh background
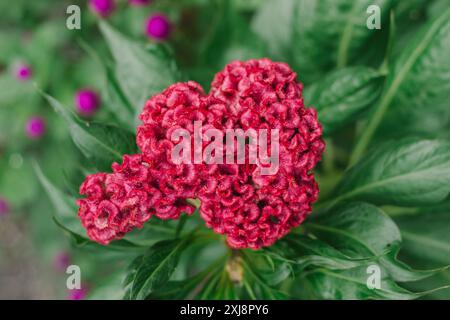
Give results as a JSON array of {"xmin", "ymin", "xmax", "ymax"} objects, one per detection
[{"xmin": 0, "ymin": 0, "xmax": 449, "ymax": 299}]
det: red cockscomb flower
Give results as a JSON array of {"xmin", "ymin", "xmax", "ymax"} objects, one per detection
[{"xmin": 77, "ymin": 58, "xmax": 324, "ymax": 249}]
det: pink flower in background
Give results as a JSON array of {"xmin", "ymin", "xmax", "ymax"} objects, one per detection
[
  {"xmin": 129, "ymin": 0, "xmax": 151, "ymax": 6},
  {"xmin": 75, "ymin": 89, "xmax": 101, "ymax": 117},
  {"xmin": 0, "ymin": 197, "xmax": 10, "ymax": 217},
  {"xmin": 25, "ymin": 117, "xmax": 46, "ymax": 139},
  {"xmin": 145, "ymin": 13, "xmax": 172, "ymax": 41},
  {"xmin": 76, "ymin": 59, "xmax": 324, "ymax": 249},
  {"xmin": 89, "ymin": 0, "xmax": 116, "ymax": 18},
  {"xmin": 53, "ymin": 252, "xmax": 71, "ymax": 272},
  {"xmin": 15, "ymin": 63, "xmax": 32, "ymax": 81},
  {"xmin": 68, "ymin": 287, "xmax": 89, "ymax": 300}
]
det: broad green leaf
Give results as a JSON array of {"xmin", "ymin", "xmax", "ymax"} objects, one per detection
[
  {"xmin": 303, "ymin": 66, "xmax": 383, "ymax": 134},
  {"xmin": 242, "ymin": 254, "xmax": 290, "ymax": 300},
  {"xmin": 307, "ymin": 202, "xmax": 435, "ymax": 282},
  {"xmin": 376, "ymin": 7, "xmax": 450, "ymax": 137},
  {"xmin": 291, "ymin": 0, "xmax": 392, "ymax": 83},
  {"xmin": 130, "ymin": 239, "xmax": 187, "ymax": 300},
  {"xmin": 267, "ymin": 234, "xmax": 366, "ymax": 273},
  {"xmin": 333, "ymin": 139, "xmax": 450, "ymax": 206},
  {"xmin": 294, "ymin": 265, "xmax": 418, "ymax": 300},
  {"xmin": 395, "ymin": 210, "xmax": 450, "ymax": 268},
  {"xmin": 99, "ymin": 21, "xmax": 180, "ymax": 119},
  {"xmin": 44, "ymin": 93, "xmax": 137, "ymax": 172}
]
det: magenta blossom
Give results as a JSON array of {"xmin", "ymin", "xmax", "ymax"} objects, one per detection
[
  {"xmin": 145, "ymin": 13, "xmax": 171, "ymax": 41},
  {"xmin": 68, "ymin": 287, "xmax": 88, "ymax": 300},
  {"xmin": 129, "ymin": 0, "xmax": 151, "ymax": 5},
  {"xmin": 75, "ymin": 89, "xmax": 100, "ymax": 117},
  {"xmin": 89, "ymin": 0, "xmax": 116, "ymax": 17},
  {"xmin": 15, "ymin": 64, "xmax": 32, "ymax": 81},
  {"xmin": 0, "ymin": 197, "xmax": 9, "ymax": 217},
  {"xmin": 53, "ymin": 252, "xmax": 71, "ymax": 272},
  {"xmin": 25, "ymin": 117, "xmax": 46, "ymax": 139}
]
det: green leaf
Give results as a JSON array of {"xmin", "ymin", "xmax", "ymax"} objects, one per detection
[
  {"xmin": 251, "ymin": 0, "xmax": 295, "ymax": 59},
  {"xmin": 99, "ymin": 21, "xmax": 180, "ymax": 119},
  {"xmin": 78, "ymin": 40, "xmax": 135, "ymax": 130},
  {"xmin": 43, "ymin": 93, "xmax": 137, "ymax": 172},
  {"xmin": 201, "ymin": 0, "xmax": 266, "ymax": 70},
  {"xmin": 376, "ymin": 8, "xmax": 450, "ymax": 137},
  {"xmin": 303, "ymin": 66, "xmax": 383, "ymax": 134},
  {"xmin": 295, "ymin": 265, "xmax": 418, "ymax": 300},
  {"xmin": 395, "ymin": 209, "xmax": 450, "ymax": 268},
  {"xmin": 291, "ymin": 0, "xmax": 392, "ymax": 83},
  {"xmin": 130, "ymin": 239, "xmax": 187, "ymax": 300},
  {"xmin": 350, "ymin": 8, "xmax": 450, "ymax": 164},
  {"xmin": 332, "ymin": 138, "xmax": 450, "ymax": 207},
  {"xmin": 308, "ymin": 202, "xmax": 436, "ymax": 282}
]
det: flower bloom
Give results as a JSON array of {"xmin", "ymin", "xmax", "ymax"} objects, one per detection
[
  {"xmin": 77, "ymin": 154, "xmax": 195, "ymax": 245},
  {"xmin": 25, "ymin": 117, "xmax": 46, "ymax": 139},
  {"xmin": 68, "ymin": 287, "xmax": 89, "ymax": 300},
  {"xmin": 15, "ymin": 63, "xmax": 32, "ymax": 81},
  {"xmin": 89, "ymin": 0, "xmax": 116, "ymax": 18},
  {"xmin": 77, "ymin": 59, "xmax": 324, "ymax": 249},
  {"xmin": 145, "ymin": 13, "xmax": 171, "ymax": 40},
  {"xmin": 0, "ymin": 197, "xmax": 9, "ymax": 217},
  {"xmin": 75, "ymin": 89, "xmax": 100, "ymax": 117},
  {"xmin": 198, "ymin": 59, "xmax": 324, "ymax": 248}
]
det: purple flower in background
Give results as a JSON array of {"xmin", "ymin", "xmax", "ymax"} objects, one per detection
[
  {"xmin": 129, "ymin": 0, "xmax": 151, "ymax": 6},
  {"xmin": 75, "ymin": 89, "xmax": 101, "ymax": 117},
  {"xmin": 89, "ymin": 0, "xmax": 116, "ymax": 17},
  {"xmin": 68, "ymin": 287, "xmax": 89, "ymax": 300},
  {"xmin": 53, "ymin": 252, "xmax": 72, "ymax": 272},
  {"xmin": 0, "ymin": 197, "xmax": 10, "ymax": 217},
  {"xmin": 25, "ymin": 117, "xmax": 46, "ymax": 139},
  {"xmin": 15, "ymin": 64, "xmax": 32, "ymax": 81},
  {"xmin": 145, "ymin": 13, "xmax": 172, "ymax": 41}
]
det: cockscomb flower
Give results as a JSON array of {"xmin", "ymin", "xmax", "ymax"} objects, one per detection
[
  {"xmin": 77, "ymin": 58, "xmax": 324, "ymax": 249},
  {"xmin": 25, "ymin": 117, "xmax": 46, "ymax": 139},
  {"xmin": 14, "ymin": 63, "xmax": 32, "ymax": 81},
  {"xmin": 89, "ymin": 0, "xmax": 116, "ymax": 18},
  {"xmin": 145, "ymin": 13, "xmax": 172, "ymax": 41},
  {"xmin": 77, "ymin": 154, "xmax": 195, "ymax": 245},
  {"xmin": 197, "ymin": 59, "xmax": 324, "ymax": 248},
  {"xmin": 75, "ymin": 88, "xmax": 101, "ymax": 117}
]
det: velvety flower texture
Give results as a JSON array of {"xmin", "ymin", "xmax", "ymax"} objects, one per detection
[
  {"xmin": 77, "ymin": 58, "xmax": 324, "ymax": 249},
  {"xmin": 200, "ymin": 59, "xmax": 324, "ymax": 248},
  {"xmin": 77, "ymin": 154, "xmax": 195, "ymax": 245}
]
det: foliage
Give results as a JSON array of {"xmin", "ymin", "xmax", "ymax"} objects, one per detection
[{"xmin": 1, "ymin": 0, "xmax": 449, "ymax": 299}]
